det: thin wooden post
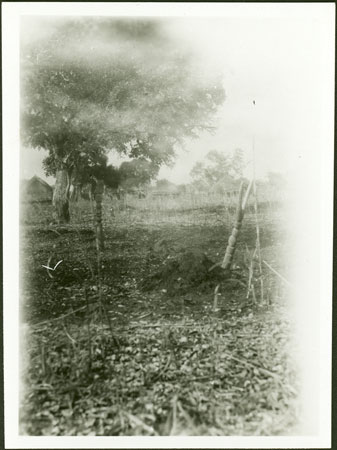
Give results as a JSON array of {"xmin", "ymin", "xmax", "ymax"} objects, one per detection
[
  {"xmin": 253, "ymin": 180, "xmax": 264, "ymax": 302},
  {"xmin": 94, "ymin": 179, "xmax": 104, "ymax": 252}
]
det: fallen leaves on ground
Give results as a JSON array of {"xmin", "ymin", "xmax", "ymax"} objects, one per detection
[
  {"xmin": 20, "ymin": 304, "xmax": 299, "ymax": 436},
  {"xmin": 19, "ymin": 202, "xmax": 298, "ymax": 436}
]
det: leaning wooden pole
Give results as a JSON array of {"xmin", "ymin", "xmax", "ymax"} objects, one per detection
[{"xmin": 221, "ymin": 180, "xmax": 253, "ymax": 270}]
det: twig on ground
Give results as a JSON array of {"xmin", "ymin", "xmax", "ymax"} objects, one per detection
[
  {"xmin": 225, "ymin": 278, "xmax": 247, "ymax": 288},
  {"xmin": 149, "ymin": 353, "xmax": 172, "ymax": 384},
  {"xmin": 208, "ymin": 261, "xmax": 221, "ymax": 272},
  {"xmin": 221, "ymin": 351, "xmax": 282, "ymax": 381},
  {"xmin": 31, "ymin": 305, "xmax": 88, "ymax": 329},
  {"xmin": 31, "ymin": 383, "xmax": 54, "ymax": 391},
  {"xmin": 169, "ymin": 395, "xmax": 178, "ymax": 435},
  {"xmin": 125, "ymin": 413, "xmax": 158, "ymax": 435},
  {"xmin": 124, "ymin": 321, "xmax": 203, "ymax": 330},
  {"xmin": 47, "ymin": 228, "xmax": 61, "ymax": 236},
  {"xmin": 136, "ymin": 312, "xmax": 153, "ymax": 320},
  {"xmin": 44, "ymin": 255, "xmax": 54, "ymax": 279},
  {"xmin": 177, "ymin": 400, "xmax": 195, "ymax": 431},
  {"xmin": 62, "ymin": 322, "xmax": 77, "ymax": 346}
]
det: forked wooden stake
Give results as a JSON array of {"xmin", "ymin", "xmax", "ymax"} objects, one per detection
[{"xmin": 221, "ymin": 180, "xmax": 252, "ymax": 270}]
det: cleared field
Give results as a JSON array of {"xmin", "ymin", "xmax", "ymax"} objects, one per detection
[{"xmin": 20, "ymin": 195, "xmax": 300, "ymax": 436}]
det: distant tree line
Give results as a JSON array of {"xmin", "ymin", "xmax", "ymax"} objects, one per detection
[
  {"xmin": 67, "ymin": 148, "xmax": 287, "ymax": 201},
  {"xmin": 190, "ymin": 149, "xmax": 246, "ymax": 193}
]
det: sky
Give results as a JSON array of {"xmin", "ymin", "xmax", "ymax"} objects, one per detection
[{"xmin": 20, "ymin": 13, "xmax": 332, "ymax": 185}]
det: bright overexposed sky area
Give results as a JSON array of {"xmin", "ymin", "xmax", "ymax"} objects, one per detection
[{"xmin": 20, "ymin": 13, "xmax": 331, "ymax": 185}]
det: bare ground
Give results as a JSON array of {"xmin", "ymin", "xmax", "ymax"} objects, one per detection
[{"xmin": 19, "ymin": 200, "xmax": 300, "ymax": 436}]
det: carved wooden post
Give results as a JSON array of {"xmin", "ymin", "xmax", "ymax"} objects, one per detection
[
  {"xmin": 94, "ymin": 179, "xmax": 104, "ymax": 252},
  {"xmin": 207, "ymin": 180, "xmax": 253, "ymax": 275}
]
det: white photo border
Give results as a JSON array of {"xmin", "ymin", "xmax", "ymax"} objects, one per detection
[{"xmin": 2, "ymin": 2, "xmax": 335, "ymax": 448}]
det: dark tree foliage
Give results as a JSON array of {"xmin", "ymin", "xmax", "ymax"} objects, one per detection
[
  {"xmin": 72, "ymin": 155, "xmax": 121, "ymax": 191},
  {"xmin": 119, "ymin": 159, "xmax": 159, "ymax": 190},
  {"xmin": 102, "ymin": 165, "xmax": 121, "ymax": 190},
  {"xmin": 155, "ymin": 179, "xmax": 178, "ymax": 192}
]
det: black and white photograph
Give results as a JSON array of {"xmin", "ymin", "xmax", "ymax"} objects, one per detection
[{"xmin": 3, "ymin": 2, "xmax": 334, "ymax": 448}]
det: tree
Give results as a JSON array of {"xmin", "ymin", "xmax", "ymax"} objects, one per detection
[
  {"xmin": 102, "ymin": 165, "xmax": 121, "ymax": 191},
  {"xmin": 21, "ymin": 18, "xmax": 225, "ymax": 222},
  {"xmin": 230, "ymin": 148, "xmax": 245, "ymax": 179},
  {"xmin": 70, "ymin": 156, "xmax": 121, "ymax": 201},
  {"xmin": 266, "ymin": 171, "xmax": 287, "ymax": 189},
  {"xmin": 190, "ymin": 149, "xmax": 246, "ymax": 193},
  {"xmin": 155, "ymin": 179, "xmax": 178, "ymax": 192},
  {"xmin": 119, "ymin": 158, "xmax": 158, "ymax": 191}
]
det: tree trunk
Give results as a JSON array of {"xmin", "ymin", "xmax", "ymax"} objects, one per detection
[
  {"xmin": 53, "ymin": 169, "xmax": 71, "ymax": 224},
  {"xmin": 70, "ymin": 184, "xmax": 81, "ymax": 202}
]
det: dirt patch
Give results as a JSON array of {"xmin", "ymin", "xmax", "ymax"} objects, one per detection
[{"xmin": 143, "ymin": 249, "xmax": 226, "ymax": 294}]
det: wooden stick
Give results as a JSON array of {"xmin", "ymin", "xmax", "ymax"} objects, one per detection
[
  {"xmin": 253, "ymin": 180, "xmax": 264, "ymax": 302},
  {"xmin": 169, "ymin": 395, "xmax": 178, "ymax": 436},
  {"xmin": 150, "ymin": 354, "xmax": 172, "ymax": 384},
  {"xmin": 213, "ymin": 284, "xmax": 220, "ymax": 311},
  {"xmin": 262, "ymin": 260, "xmax": 292, "ymax": 287},
  {"xmin": 208, "ymin": 261, "xmax": 221, "ymax": 272},
  {"xmin": 177, "ymin": 401, "xmax": 195, "ymax": 431},
  {"xmin": 62, "ymin": 322, "xmax": 77, "ymax": 345},
  {"xmin": 136, "ymin": 312, "xmax": 153, "ymax": 320},
  {"xmin": 241, "ymin": 179, "xmax": 253, "ymax": 211},
  {"xmin": 31, "ymin": 305, "xmax": 88, "ymax": 328},
  {"xmin": 246, "ymin": 258, "xmax": 254, "ymax": 300},
  {"xmin": 125, "ymin": 413, "xmax": 158, "ymax": 435},
  {"xmin": 45, "ymin": 255, "xmax": 54, "ymax": 279},
  {"xmin": 221, "ymin": 351, "xmax": 282, "ymax": 381},
  {"xmin": 94, "ymin": 179, "xmax": 105, "ymax": 252}
]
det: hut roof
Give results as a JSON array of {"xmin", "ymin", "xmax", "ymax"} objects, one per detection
[
  {"xmin": 21, "ymin": 176, "xmax": 53, "ymax": 203},
  {"xmin": 29, "ymin": 175, "xmax": 53, "ymax": 190}
]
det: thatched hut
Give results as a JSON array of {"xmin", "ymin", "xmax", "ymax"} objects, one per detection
[{"xmin": 21, "ymin": 176, "xmax": 53, "ymax": 203}]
